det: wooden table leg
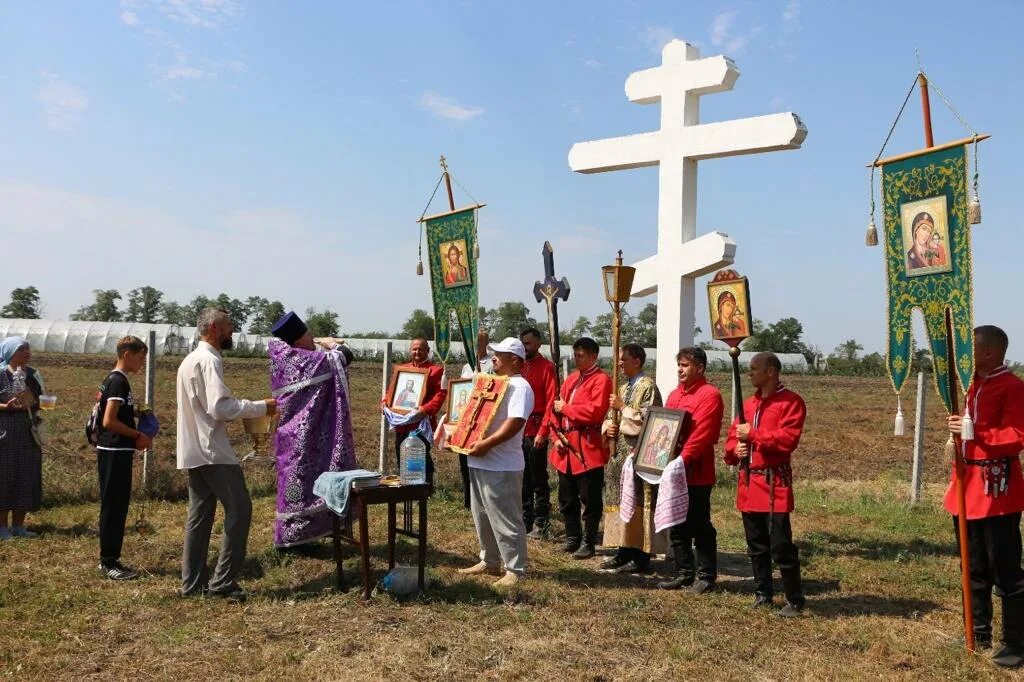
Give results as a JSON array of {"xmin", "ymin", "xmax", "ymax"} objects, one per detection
[
  {"xmin": 359, "ymin": 498, "xmax": 372, "ymax": 601},
  {"xmin": 332, "ymin": 513, "xmax": 344, "ymax": 591},
  {"xmin": 387, "ymin": 501, "xmax": 397, "ymax": 571},
  {"xmin": 418, "ymin": 495, "xmax": 427, "ymax": 592}
]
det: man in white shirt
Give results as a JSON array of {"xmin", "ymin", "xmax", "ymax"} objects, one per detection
[
  {"xmin": 457, "ymin": 337, "xmax": 534, "ymax": 589},
  {"xmin": 177, "ymin": 308, "xmax": 277, "ymax": 600}
]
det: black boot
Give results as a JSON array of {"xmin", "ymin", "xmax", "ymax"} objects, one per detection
[
  {"xmin": 995, "ymin": 596, "xmax": 1024, "ymax": 668},
  {"xmin": 657, "ymin": 573, "xmax": 694, "ymax": 590}
]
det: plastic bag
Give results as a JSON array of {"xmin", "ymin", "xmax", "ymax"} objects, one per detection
[{"xmin": 379, "ymin": 565, "xmax": 426, "ymax": 595}]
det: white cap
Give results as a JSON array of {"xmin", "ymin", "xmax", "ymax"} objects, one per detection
[{"xmin": 487, "ymin": 337, "xmax": 526, "ymax": 360}]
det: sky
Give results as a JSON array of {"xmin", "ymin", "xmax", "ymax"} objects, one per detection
[{"xmin": 2, "ymin": 1, "xmax": 1022, "ymax": 358}]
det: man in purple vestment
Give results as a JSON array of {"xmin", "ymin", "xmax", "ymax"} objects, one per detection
[{"xmin": 269, "ymin": 312, "xmax": 357, "ymax": 548}]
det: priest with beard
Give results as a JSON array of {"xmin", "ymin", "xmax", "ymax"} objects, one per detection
[{"xmin": 267, "ymin": 311, "xmax": 358, "ymax": 550}]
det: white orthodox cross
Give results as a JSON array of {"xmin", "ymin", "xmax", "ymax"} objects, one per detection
[{"xmin": 568, "ymin": 39, "xmax": 807, "ymax": 394}]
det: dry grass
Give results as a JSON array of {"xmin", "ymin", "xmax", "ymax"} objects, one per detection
[{"xmin": 0, "ymin": 354, "xmax": 1006, "ymax": 679}]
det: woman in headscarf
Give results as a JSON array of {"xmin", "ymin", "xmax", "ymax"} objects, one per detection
[
  {"xmin": 906, "ymin": 211, "xmax": 948, "ymax": 270},
  {"xmin": 713, "ymin": 291, "xmax": 748, "ymax": 338},
  {"xmin": 0, "ymin": 337, "xmax": 44, "ymax": 540}
]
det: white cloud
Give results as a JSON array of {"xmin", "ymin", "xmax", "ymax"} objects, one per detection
[
  {"xmin": 35, "ymin": 71, "xmax": 89, "ymax": 132},
  {"xmin": 121, "ymin": 10, "xmax": 140, "ymax": 26},
  {"xmin": 581, "ymin": 58, "xmax": 603, "ymax": 68},
  {"xmin": 419, "ymin": 92, "xmax": 485, "ymax": 122},
  {"xmin": 782, "ymin": 1, "xmax": 801, "ymax": 34},
  {"xmin": 123, "ymin": 0, "xmax": 241, "ymax": 29},
  {"xmin": 639, "ymin": 25, "xmax": 677, "ymax": 55},
  {"xmin": 164, "ymin": 65, "xmax": 212, "ymax": 80},
  {"xmin": 709, "ymin": 11, "xmax": 761, "ymax": 55},
  {"xmin": 769, "ymin": 95, "xmax": 785, "ymax": 108}
]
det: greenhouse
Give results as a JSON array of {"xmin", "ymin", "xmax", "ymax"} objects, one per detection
[{"xmin": 0, "ymin": 319, "xmax": 193, "ymax": 356}]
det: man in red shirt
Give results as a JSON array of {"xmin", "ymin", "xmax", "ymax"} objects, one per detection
[
  {"xmin": 945, "ymin": 326, "xmax": 1024, "ymax": 667},
  {"xmin": 658, "ymin": 347, "xmax": 724, "ymax": 593},
  {"xmin": 724, "ymin": 352, "xmax": 807, "ymax": 617},
  {"xmin": 550, "ymin": 337, "xmax": 612, "ymax": 559},
  {"xmin": 520, "ymin": 327, "xmax": 557, "ymax": 539},
  {"xmin": 394, "ymin": 337, "xmax": 447, "ymax": 487}
]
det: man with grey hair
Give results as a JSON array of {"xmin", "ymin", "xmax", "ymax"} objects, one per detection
[{"xmin": 176, "ymin": 308, "xmax": 276, "ymax": 601}]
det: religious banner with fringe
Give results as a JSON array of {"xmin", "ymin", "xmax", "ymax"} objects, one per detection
[
  {"xmin": 882, "ymin": 144, "xmax": 974, "ymax": 411},
  {"xmin": 422, "ymin": 206, "xmax": 480, "ymax": 367}
]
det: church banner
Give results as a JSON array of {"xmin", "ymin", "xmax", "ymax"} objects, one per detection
[
  {"xmin": 423, "ymin": 207, "xmax": 479, "ymax": 367},
  {"xmin": 882, "ymin": 145, "xmax": 974, "ymax": 411}
]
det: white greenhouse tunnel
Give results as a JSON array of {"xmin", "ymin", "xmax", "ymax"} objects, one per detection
[{"xmin": 0, "ymin": 317, "xmax": 809, "ymax": 371}]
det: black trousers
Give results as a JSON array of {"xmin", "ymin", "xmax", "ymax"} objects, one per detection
[
  {"xmin": 394, "ymin": 431, "xmax": 435, "ymax": 487},
  {"xmin": 742, "ymin": 511, "xmax": 804, "ymax": 605},
  {"xmin": 521, "ymin": 436, "xmax": 552, "ymax": 530},
  {"xmin": 97, "ymin": 450, "xmax": 134, "ymax": 564},
  {"xmin": 558, "ymin": 467, "xmax": 604, "ymax": 545},
  {"xmin": 953, "ymin": 512, "xmax": 1024, "ymax": 646},
  {"xmin": 668, "ymin": 484, "xmax": 717, "ymax": 582},
  {"xmin": 458, "ymin": 454, "xmax": 471, "ymax": 510}
]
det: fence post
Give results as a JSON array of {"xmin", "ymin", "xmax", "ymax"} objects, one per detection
[
  {"xmin": 378, "ymin": 341, "xmax": 392, "ymax": 473},
  {"xmin": 910, "ymin": 370, "xmax": 926, "ymax": 505},
  {"xmin": 143, "ymin": 330, "xmax": 156, "ymax": 494}
]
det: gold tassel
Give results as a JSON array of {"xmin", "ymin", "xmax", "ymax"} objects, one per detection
[
  {"xmin": 473, "ymin": 240, "xmax": 480, "ymax": 259},
  {"xmin": 894, "ymin": 397, "xmax": 905, "ymax": 436},
  {"xmin": 865, "ymin": 216, "xmax": 879, "ymax": 246},
  {"xmin": 968, "ymin": 193, "xmax": 982, "ymax": 225},
  {"xmin": 416, "ymin": 260, "xmax": 424, "ymax": 276},
  {"xmin": 944, "ymin": 435, "xmax": 956, "ymax": 464}
]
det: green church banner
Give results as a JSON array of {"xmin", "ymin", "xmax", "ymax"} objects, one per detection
[
  {"xmin": 423, "ymin": 207, "xmax": 479, "ymax": 368},
  {"xmin": 882, "ymin": 144, "xmax": 974, "ymax": 412}
]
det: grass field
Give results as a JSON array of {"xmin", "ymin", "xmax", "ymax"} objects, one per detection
[{"xmin": 0, "ymin": 354, "xmax": 1009, "ymax": 679}]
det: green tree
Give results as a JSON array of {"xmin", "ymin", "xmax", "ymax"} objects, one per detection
[
  {"xmin": 912, "ymin": 348, "xmax": 933, "ymax": 373},
  {"xmin": 400, "ymin": 309, "xmax": 435, "ymax": 340},
  {"xmin": 70, "ymin": 289, "xmax": 122, "ymax": 322},
  {"xmin": 305, "ymin": 307, "xmax": 340, "ymax": 338},
  {"xmin": 1, "ymin": 286, "xmax": 42, "ymax": 319},
  {"xmin": 124, "ymin": 286, "xmax": 164, "ymax": 323},
  {"xmin": 631, "ymin": 303, "xmax": 657, "ymax": 347},
  {"xmin": 565, "ymin": 316, "xmax": 591, "ymax": 343},
  {"xmin": 743, "ymin": 317, "xmax": 812, "ymax": 363},
  {"xmin": 245, "ymin": 297, "xmax": 286, "ymax": 336},
  {"xmin": 181, "ymin": 295, "xmax": 215, "ymax": 327},
  {"xmin": 158, "ymin": 301, "xmax": 189, "ymax": 326},
  {"xmin": 486, "ymin": 301, "xmax": 537, "ymax": 340},
  {"xmin": 215, "ymin": 293, "xmax": 249, "ymax": 331},
  {"xmin": 833, "ymin": 339, "xmax": 864, "ymax": 362}
]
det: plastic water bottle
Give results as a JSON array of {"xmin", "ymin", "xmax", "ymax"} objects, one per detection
[
  {"xmin": 400, "ymin": 436, "xmax": 427, "ymax": 485},
  {"xmin": 11, "ymin": 367, "xmax": 26, "ymax": 395}
]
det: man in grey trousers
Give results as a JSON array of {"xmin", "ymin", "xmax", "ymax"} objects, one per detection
[
  {"xmin": 457, "ymin": 337, "xmax": 535, "ymax": 590},
  {"xmin": 176, "ymin": 308, "xmax": 276, "ymax": 601}
]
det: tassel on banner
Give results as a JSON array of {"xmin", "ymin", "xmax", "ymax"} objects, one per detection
[
  {"xmin": 416, "ymin": 260, "xmax": 424, "ymax": 276},
  {"xmin": 865, "ymin": 215, "xmax": 879, "ymax": 246},
  {"xmin": 968, "ymin": 193, "xmax": 982, "ymax": 225},
  {"xmin": 473, "ymin": 240, "xmax": 480, "ymax": 259},
  {"xmin": 894, "ymin": 398, "xmax": 906, "ymax": 436},
  {"xmin": 944, "ymin": 435, "xmax": 957, "ymax": 463},
  {"xmin": 961, "ymin": 411, "xmax": 975, "ymax": 441}
]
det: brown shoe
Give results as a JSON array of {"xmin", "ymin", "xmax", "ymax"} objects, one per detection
[{"xmin": 457, "ymin": 561, "xmax": 501, "ymax": 576}]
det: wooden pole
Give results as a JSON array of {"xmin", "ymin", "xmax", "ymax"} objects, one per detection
[
  {"xmin": 919, "ymin": 73, "xmax": 973, "ymax": 652},
  {"xmin": 918, "ymin": 73, "xmax": 934, "ymax": 148},
  {"xmin": 910, "ymin": 370, "xmax": 926, "ymax": 505},
  {"xmin": 440, "ymin": 155, "xmax": 456, "ymax": 211},
  {"xmin": 142, "ymin": 330, "xmax": 156, "ymax": 494},
  {"xmin": 379, "ymin": 342, "xmax": 393, "ymax": 473},
  {"xmin": 608, "ymin": 299, "xmax": 622, "ymax": 450},
  {"xmin": 946, "ymin": 309, "xmax": 975, "ymax": 652}
]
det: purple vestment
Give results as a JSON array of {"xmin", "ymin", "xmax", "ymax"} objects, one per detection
[{"xmin": 269, "ymin": 339, "xmax": 357, "ymax": 547}]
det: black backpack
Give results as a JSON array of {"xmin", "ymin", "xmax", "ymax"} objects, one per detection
[{"xmin": 85, "ymin": 372, "xmax": 114, "ymax": 446}]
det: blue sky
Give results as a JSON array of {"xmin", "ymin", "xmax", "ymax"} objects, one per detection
[{"xmin": 2, "ymin": 1, "xmax": 1022, "ymax": 358}]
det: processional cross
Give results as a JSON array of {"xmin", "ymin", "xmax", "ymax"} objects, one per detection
[
  {"xmin": 533, "ymin": 241, "xmax": 571, "ymax": 389},
  {"xmin": 569, "ymin": 39, "xmax": 807, "ymax": 393}
]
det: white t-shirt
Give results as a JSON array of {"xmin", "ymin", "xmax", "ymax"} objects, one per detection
[
  {"xmin": 468, "ymin": 375, "xmax": 534, "ymax": 472},
  {"xmin": 460, "ymin": 355, "xmax": 494, "ymax": 378}
]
